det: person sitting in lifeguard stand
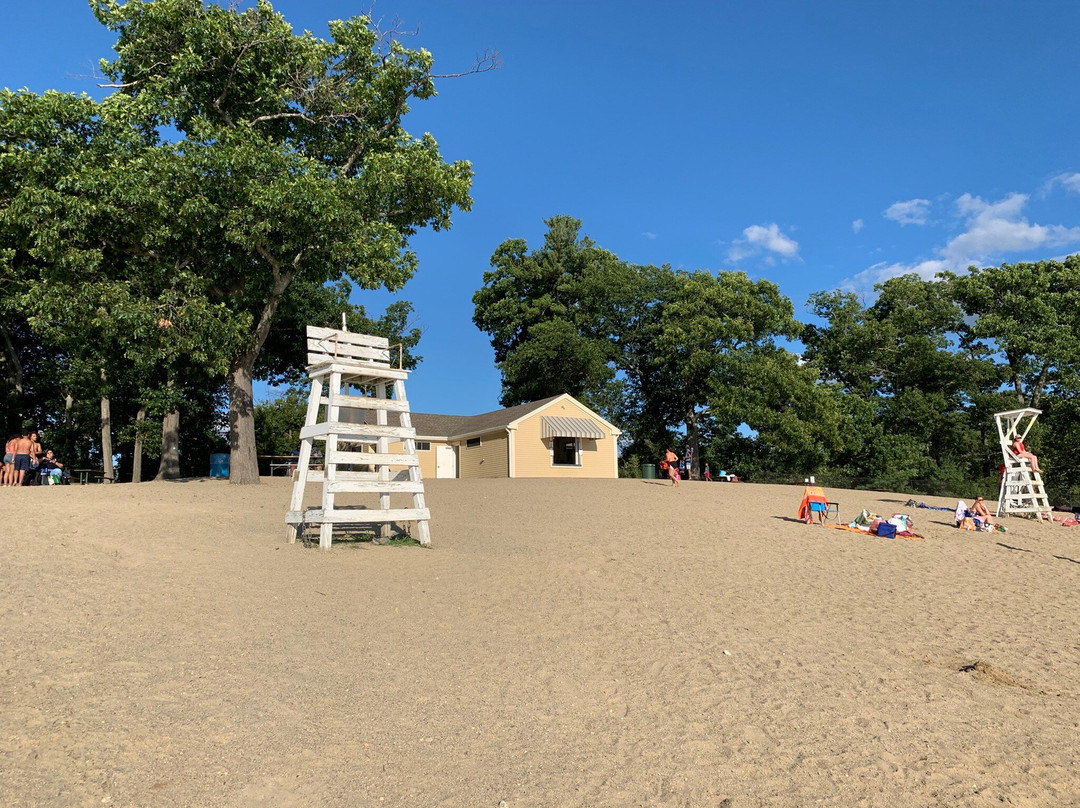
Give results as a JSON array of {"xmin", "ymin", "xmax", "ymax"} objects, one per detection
[{"xmin": 1010, "ymin": 436, "xmax": 1042, "ymax": 473}]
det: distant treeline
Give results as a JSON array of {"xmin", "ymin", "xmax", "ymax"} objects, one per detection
[{"xmin": 473, "ymin": 217, "xmax": 1080, "ymax": 505}]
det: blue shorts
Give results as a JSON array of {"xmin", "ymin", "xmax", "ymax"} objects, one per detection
[
  {"xmin": 14, "ymin": 454, "xmax": 32, "ymax": 472},
  {"xmin": 3, "ymin": 452, "xmax": 12, "ymax": 464}
]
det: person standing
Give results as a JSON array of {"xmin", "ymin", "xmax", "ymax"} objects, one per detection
[
  {"xmin": 9, "ymin": 432, "xmax": 34, "ymax": 486},
  {"xmin": 3, "ymin": 435, "xmax": 16, "ymax": 486},
  {"xmin": 704, "ymin": 462, "xmax": 711, "ymax": 482},
  {"xmin": 664, "ymin": 447, "xmax": 680, "ymax": 487}
]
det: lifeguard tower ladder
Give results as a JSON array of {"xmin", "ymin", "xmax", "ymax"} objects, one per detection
[
  {"xmin": 285, "ymin": 325, "xmax": 431, "ymax": 549},
  {"xmin": 994, "ymin": 408, "xmax": 1052, "ymax": 521}
]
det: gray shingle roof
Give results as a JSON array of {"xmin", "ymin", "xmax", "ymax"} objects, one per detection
[{"xmin": 411, "ymin": 394, "xmax": 564, "ymax": 439}]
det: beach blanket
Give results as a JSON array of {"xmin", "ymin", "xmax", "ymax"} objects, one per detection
[
  {"xmin": 905, "ymin": 499, "xmax": 953, "ymax": 512},
  {"xmin": 826, "ymin": 524, "xmax": 925, "ymax": 541}
]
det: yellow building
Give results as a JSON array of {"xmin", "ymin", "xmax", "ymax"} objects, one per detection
[{"xmin": 399, "ymin": 394, "xmax": 621, "ymax": 479}]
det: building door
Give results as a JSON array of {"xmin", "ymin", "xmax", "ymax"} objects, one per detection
[{"xmin": 436, "ymin": 444, "xmax": 457, "ymax": 478}]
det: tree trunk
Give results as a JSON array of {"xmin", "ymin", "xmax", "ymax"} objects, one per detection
[
  {"xmin": 100, "ymin": 369, "xmax": 114, "ymax": 483},
  {"xmin": 225, "ymin": 254, "xmax": 294, "ymax": 485},
  {"xmin": 132, "ymin": 406, "xmax": 146, "ymax": 483},
  {"xmin": 1, "ymin": 322, "xmax": 23, "ymax": 400},
  {"xmin": 686, "ymin": 408, "xmax": 700, "ymax": 481},
  {"xmin": 156, "ymin": 407, "xmax": 181, "ymax": 480},
  {"xmin": 228, "ymin": 352, "xmax": 261, "ymax": 484}
]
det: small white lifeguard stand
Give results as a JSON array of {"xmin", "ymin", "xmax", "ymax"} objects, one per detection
[
  {"xmin": 994, "ymin": 407, "xmax": 1052, "ymax": 521},
  {"xmin": 285, "ymin": 325, "xmax": 431, "ymax": 549}
]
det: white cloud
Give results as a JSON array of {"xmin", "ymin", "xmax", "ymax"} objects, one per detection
[
  {"xmin": 847, "ymin": 258, "xmax": 950, "ymax": 289},
  {"xmin": 642, "ymin": 231, "xmax": 657, "ymax": 240},
  {"xmin": 852, "ymin": 218, "xmax": 864, "ymax": 233},
  {"xmin": 847, "ymin": 191, "xmax": 1080, "ymax": 289},
  {"xmin": 883, "ymin": 198, "xmax": 931, "ymax": 226},
  {"xmin": 728, "ymin": 223, "xmax": 800, "ymax": 263},
  {"xmin": 1045, "ymin": 172, "xmax": 1080, "ymax": 195},
  {"xmin": 944, "ymin": 192, "xmax": 1080, "ymax": 263}
]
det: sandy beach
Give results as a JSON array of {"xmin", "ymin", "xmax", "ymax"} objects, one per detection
[{"xmin": 2, "ymin": 477, "xmax": 1079, "ymax": 807}]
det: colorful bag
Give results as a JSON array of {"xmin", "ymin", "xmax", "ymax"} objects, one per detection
[{"xmin": 876, "ymin": 522, "xmax": 897, "ymax": 538}]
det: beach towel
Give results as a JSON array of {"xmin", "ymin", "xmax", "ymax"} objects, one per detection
[
  {"xmin": 826, "ymin": 525, "xmax": 926, "ymax": 541},
  {"xmin": 797, "ymin": 485, "xmax": 828, "ymax": 522},
  {"xmin": 954, "ymin": 501, "xmax": 968, "ymax": 525}
]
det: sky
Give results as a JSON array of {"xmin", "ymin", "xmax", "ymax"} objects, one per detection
[{"xmin": 3, "ymin": 1, "xmax": 1080, "ymax": 416}]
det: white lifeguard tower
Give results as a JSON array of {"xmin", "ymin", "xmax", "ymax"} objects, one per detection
[
  {"xmin": 285, "ymin": 325, "xmax": 431, "ymax": 549},
  {"xmin": 994, "ymin": 408, "xmax": 1052, "ymax": 521}
]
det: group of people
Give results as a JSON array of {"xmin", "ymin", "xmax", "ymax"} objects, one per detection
[
  {"xmin": 660, "ymin": 449, "xmax": 736, "ymax": 487},
  {"xmin": 3, "ymin": 430, "xmax": 67, "ymax": 486}
]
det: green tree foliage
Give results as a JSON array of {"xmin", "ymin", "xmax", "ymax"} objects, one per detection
[
  {"xmin": 473, "ymin": 216, "xmax": 626, "ymax": 412},
  {"xmin": 253, "ymin": 386, "xmax": 307, "ymax": 459},
  {"xmin": 475, "ymin": 219, "xmax": 835, "ymax": 477},
  {"xmin": 946, "ymin": 257, "xmax": 1080, "ymax": 407},
  {"xmin": 0, "ymin": 1, "xmax": 474, "ymax": 481},
  {"xmin": 87, "ymin": 0, "xmax": 475, "ymax": 482}
]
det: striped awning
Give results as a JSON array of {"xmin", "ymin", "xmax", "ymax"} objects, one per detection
[{"xmin": 540, "ymin": 415, "xmax": 605, "ymax": 440}]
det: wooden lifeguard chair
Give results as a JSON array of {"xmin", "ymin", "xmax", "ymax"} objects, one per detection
[
  {"xmin": 285, "ymin": 325, "xmax": 431, "ymax": 549},
  {"xmin": 994, "ymin": 408, "xmax": 1052, "ymax": 521}
]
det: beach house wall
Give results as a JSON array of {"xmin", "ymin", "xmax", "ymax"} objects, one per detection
[{"xmin": 395, "ymin": 394, "xmax": 620, "ymax": 479}]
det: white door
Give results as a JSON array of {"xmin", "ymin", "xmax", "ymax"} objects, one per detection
[{"xmin": 435, "ymin": 444, "xmax": 457, "ymax": 478}]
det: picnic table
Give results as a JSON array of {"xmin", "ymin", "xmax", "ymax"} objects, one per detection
[
  {"xmin": 72, "ymin": 468, "xmax": 113, "ymax": 485},
  {"xmin": 257, "ymin": 455, "xmax": 322, "ymax": 476}
]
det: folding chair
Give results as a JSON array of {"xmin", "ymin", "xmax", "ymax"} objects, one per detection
[{"xmin": 823, "ymin": 502, "xmax": 840, "ymax": 524}]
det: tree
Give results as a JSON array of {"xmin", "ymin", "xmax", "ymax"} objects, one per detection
[
  {"xmin": 92, "ymin": 0, "xmax": 482, "ymax": 482},
  {"xmin": 946, "ymin": 258, "xmax": 1080, "ymax": 408},
  {"xmin": 473, "ymin": 216, "xmax": 627, "ymax": 412}
]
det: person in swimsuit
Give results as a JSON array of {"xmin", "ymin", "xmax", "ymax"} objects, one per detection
[
  {"xmin": 10, "ymin": 432, "xmax": 33, "ymax": 486},
  {"xmin": 3, "ymin": 435, "xmax": 16, "ymax": 486},
  {"xmin": 1010, "ymin": 437, "xmax": 1041, "ymax": 473},
  {"xmin": 971, "ymin": 496, "xmax": 994, "ymax": 527},
  {"xmin": 664, "ymin": 448, "xmax": 680, "ymax": 487}
]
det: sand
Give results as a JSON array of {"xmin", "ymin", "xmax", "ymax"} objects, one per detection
[{"xmin": 2, "ymin": 477, "xmax": 1079, "ymax": 807}]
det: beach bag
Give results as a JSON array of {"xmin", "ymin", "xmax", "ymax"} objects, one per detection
[
  {"xmin": 959, "ymin": 517, "xmax": 976, "ymax": 531},
  {"xmin": 888, "ymin": 514, "xmax": 913, "ymax": 532},
  {"xmin": 876, "ymin": 522, "xmax": 897, "ymax": 538},
  {"xmin": 853, "ymin": 509, "xmax": 875, "ymax": 527}
]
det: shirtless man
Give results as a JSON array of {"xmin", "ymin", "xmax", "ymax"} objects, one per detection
[
  {"xmin": 29, "ymin": 431, "xmax": 43, "ymax": 464},
  {"xmin": 10, "ymin": 432, "xmax": 33, "ymax": 486}
]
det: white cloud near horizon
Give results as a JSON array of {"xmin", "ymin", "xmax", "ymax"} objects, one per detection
[
  {"xmin": 883, "ymin": 198, "xmax": 931, "ymax": 226},
  {"xmin": 852, "ymin": 218, "xmax": 864, "ymax": 233},
  {"xmin": 847, "ymin": 191, "xmax": 1080, "ymax": 289},
  {"xmin": 728, "ymin": 223, "xmax": 800, "ymax": 263}
]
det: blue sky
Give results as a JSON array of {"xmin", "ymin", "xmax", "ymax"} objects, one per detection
[{"xmin": 4, "ymin": 1, "xmax": 1080, "ymax": 416}]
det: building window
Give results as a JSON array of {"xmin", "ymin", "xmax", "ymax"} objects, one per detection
[
  {"xmin": 416, "ymin": 441, "xmax": 431, "ymax": 451},
  {"xmin": 466, "ymin": 437, "xmax": 482, "ymax": 449},
  {"xmin": 552, "ymin": 437, "xmax": 579, "ymax": 466}
]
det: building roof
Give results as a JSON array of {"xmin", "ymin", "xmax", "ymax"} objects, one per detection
[{"xmin": 410, "ymin": 394, "xmax": 564, "ymax": 439}]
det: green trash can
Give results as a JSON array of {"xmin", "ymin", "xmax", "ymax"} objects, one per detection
[{"xmin": 642, "ymin": 463, "xmax": 657, "ymax": 479}]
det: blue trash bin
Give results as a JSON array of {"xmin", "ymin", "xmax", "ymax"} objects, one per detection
[{"xmin": 209, "ymin": 453, "xmax": 230, "ymax": 479}]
